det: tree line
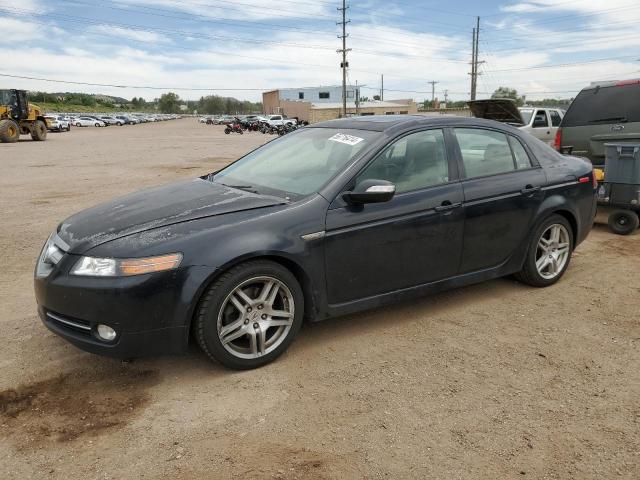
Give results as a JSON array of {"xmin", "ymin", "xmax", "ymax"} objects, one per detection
[{"xmin": 24, "ymin": 90, "xmax": 262, "ymax": 114}]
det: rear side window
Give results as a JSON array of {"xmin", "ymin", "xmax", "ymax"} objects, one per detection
[
  {"xmin": 455, "ymin": 128, "xmax": 515, "ymax": 178},
  {"xmin": 508, "ymin": 136, "xmax": 532, "ymax": 169},
  {"xmin": 549, "ymin": 110, "xmax": 562, "ymax": 126},
  {"xmin": 562, "ymin": 83, "xmax": 640, "ymax": 127}
]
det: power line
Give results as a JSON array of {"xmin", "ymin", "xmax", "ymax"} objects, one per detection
[
  {"xmin": 1, "ymin": 7, "xmax": 476, "ymax": 65},
  {"xmin": 0, "ymin": 72, "xmax": 268, "ymax": 90},
  {"xmin": 59, "ymin": 0, "xmax": 334, "ymax": 36},
  {"xmin": 0, "ymin": 7, "xmax": 338, "ymax": 51},
  {"xmin": 485, "ymin": 54, "xmax": 640, "ymax": 73},
  {"xmin": 0, "ymin": 14, "xmax": 457, "ymax": 84}
]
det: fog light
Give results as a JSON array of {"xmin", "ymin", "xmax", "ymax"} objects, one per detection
[{"xmin": 96, "ymin": 324, "xmax": 117, "ymax": 342}]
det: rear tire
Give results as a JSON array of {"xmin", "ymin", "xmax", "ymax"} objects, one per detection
[
  {"xmin": 0, "ymin": 119, "xmax": 20, "ymax": 143},
  {"xmin": 608, "ymin": 210, "xmax": 639, "ymax": 235},
  {"xmin": 515, "ymin": 214, "xmax": 574, "ymax": 287},
  {"xmin": 30, "ymin": 120, "xmax": 47, "ymax": 141},
  {"xmin": 194, "ymin": 260, "xmax": 304, "ymax": 370}
]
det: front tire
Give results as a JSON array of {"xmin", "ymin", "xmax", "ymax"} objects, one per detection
[
  {"xmin": 30, "ymin": 120, "xmax": 47, "ymax": 141},
  {"xmin": 0, "ymin": 119, "xmax": 20, "ymax": 143},
  {"xmin": 195, "ymin": 260, "xmax": 304, "ymax": 370},
  {"xmin": 608, "ymin": 210, "xmax": 639, "ymax": 235},
  {"xmin": 516, "ymin": 214, "xmax": 574, "ymax": 287}
]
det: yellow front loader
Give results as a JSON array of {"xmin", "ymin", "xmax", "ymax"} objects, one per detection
[{"xmin": 0, "ymin": 89, "xmax": 48, "ymax": 143}]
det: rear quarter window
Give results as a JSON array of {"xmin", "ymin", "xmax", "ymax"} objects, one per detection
[{"xmin": 562, "ymin": 83, "xmax": 640, "ymax": 127}]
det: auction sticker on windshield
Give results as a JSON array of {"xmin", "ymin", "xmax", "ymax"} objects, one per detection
[{"xmin": 328, "ymin": 133, "xmax": 364, "ymax": 146}]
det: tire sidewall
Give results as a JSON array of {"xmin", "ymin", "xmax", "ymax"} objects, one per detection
[
  {"xmin": 608, "ymin": 210, "xmax": 639, "ymax": 235},
  {"xmin": 196, "ymin": 261, "xmax": 304, "ymax": 369},
  {"xmin": 524, "ymin": 214, "xmax": 574, "ymax": 287}
]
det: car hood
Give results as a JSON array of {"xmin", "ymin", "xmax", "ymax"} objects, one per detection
[
  {"xmin": 57, "ymin": 178, "xmax": 286, "ymax": 254},
  {"xmin": 467, "ymin": 98, "xmax": 524, "ymax": 126}
]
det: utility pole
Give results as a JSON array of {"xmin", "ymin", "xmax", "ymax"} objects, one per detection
[
  {"xmin": 337, "ymin": 0, "xmax": 351, "ymax": 117},
  {"xmin": 380, "ymin": 74, "xmax": 384, "ymax": 101},
  {"xmin": 443, "ymin": 89, "xmax": 449, "ymax": 105},
  {"xmin": 470, "ymin": 27, "xmax": 476, "ymax": 101},
  {"xmin": 470, "ymin": 16, "xmax": 481, "ymax": 100},
  {"xmin": 428, "ymin": 80, "xmax": 439, "ymax": 104},
  {"xmin": 355, "ymin": 80, "xmax": 359, "ymax": 115}
]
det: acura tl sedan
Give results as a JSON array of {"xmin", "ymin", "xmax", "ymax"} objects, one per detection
[{"xmin": 35, "ymin": 116, "xmax": 597, "ymax": 369}]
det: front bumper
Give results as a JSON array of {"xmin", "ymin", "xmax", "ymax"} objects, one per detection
[
  {"xmin": 39, "ymin": 306, "xmax": 187, "ymax": 358},
  {"xmin": 34, "ymin": 260, "xmax": 216, "ymax": 359}
]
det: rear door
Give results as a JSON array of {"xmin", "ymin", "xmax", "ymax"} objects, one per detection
[
  {"xmin": 560, "ymin": 81, "xmax": 640, "ymax": 167},
  {"xmin": 452, "ymin": 127, "xmax": 546, "ymax": 273}
]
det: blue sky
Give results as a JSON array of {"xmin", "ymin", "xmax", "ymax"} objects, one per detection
[{"xmin": 0, "ymin": 0, "xmax": 638, "ymax": 103}]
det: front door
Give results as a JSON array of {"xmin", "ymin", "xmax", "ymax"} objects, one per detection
[
  {"xmin": 452, "ymin": 127, "xmax": 546, "ymax": 273},
  {"xmin": 324, "ymin": 129, "xmax": 465, "ymax": 305},
  {"xmin": 530, "ymin": 109, "xmax": 553, "ymax": 143}
]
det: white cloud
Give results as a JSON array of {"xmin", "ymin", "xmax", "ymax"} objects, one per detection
[
  {"xmin": 88, "ymin": 25, "xmax": 169, "ymax": 43},
  {"xmin": 113, "ymin": 0, "xmax": 333, "ymax": 22},
  {"xmin": 0, "ymin": 0, "xmax": 44, "ymax": 13},
  {"xmin": 0, "ymin": 1, "xmax": 638, "ymax": 103}
]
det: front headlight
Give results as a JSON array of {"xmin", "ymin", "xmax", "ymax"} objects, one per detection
[
  {"xmin": 70, "ymin": 253, "xmax": 183, "ymax": 277},
  {"xmin": 36, "ymin": 234, "xmax": 64, "ymax": 278}
]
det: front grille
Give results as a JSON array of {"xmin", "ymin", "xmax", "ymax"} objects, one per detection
[{"xmin": 46, "ymin": 311, "xmax": 92, "ymax": 336}]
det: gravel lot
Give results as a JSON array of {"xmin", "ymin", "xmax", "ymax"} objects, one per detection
[{"xmin": 1, "ymin": 118, "xmax": 638, "ymax": 480}]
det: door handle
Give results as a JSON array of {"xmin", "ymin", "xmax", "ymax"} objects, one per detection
[
  {"xmin": 521, "ymin": 185, "xmax": 541, "ymax": 195},
  {"xmin": 434, "ymin": 201, "xmax": 462, "ymax": 212}
]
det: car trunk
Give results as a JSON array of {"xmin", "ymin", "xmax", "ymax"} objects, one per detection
[
  {"xmin": 467, "ymin": 99, "xmax": 524, "ymax": 126},
  {"xmin": 560, "ymin": 81, "xmax": 640, "ymax": 167}
]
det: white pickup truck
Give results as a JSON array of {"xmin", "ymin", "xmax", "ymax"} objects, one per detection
[
  {"xmin": 468, "ymin": 99, "xmax": 564, "ymax": 145},
  {"xmin": 265, "ymin": 114, "xmax": 297, "ymax": 127}
]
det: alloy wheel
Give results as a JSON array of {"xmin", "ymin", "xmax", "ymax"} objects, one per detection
[
  {"xmin": 217, "ymin": 276, "xmax": 294, "ymax": 359},
  {"xmin": 535, "ymin": 224, "xmax": 570, "ymax": 280}
]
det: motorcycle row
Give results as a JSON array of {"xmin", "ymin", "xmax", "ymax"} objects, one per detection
[{"xmin": 224, "ymin": 118, "xmax": 300, "ymax": 136}]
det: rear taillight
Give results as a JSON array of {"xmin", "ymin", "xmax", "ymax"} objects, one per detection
[{"xmin": 554, "ymin": 128, "xmax": 562, "ymax": 151}]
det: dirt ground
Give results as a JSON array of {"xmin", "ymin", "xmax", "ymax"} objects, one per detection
[{"xmin": 0, "ymin": 119, "xmax": 638, "ymax": 480}]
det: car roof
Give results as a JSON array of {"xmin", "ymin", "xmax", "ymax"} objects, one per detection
[
  {"xmin": 309, "ymin": 114, "xmax": 517, "ymax": 133},
  {"xmin": 583, "ymin": 78, "xmax": 640, "ymax": 90}
]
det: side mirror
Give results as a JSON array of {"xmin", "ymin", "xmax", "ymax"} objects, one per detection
[{"xmin": 343, "ymin": 179, "xmax": 396, "ymax": 205}]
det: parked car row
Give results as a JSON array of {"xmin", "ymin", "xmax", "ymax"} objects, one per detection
[
  {"xmin": 199, "ymin": 114, "xmax": 303, "ymax": 128},
  {"xmin": 43, "ymin": 113, "xmax": 183, "ymax": 132}
]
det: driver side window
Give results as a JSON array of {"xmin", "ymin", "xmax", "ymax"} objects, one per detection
[
  {"xmin": 533, "ymin": 110, "xmax": 549, "ymax": 128},
  {"xmin": 355, "ymin": 129, "xmax": 449, "ymax": 194}
]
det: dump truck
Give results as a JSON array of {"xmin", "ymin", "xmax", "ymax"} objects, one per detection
[{"xmin": 0, "ymin": 89, "xmax": 48, "ymax": 143}]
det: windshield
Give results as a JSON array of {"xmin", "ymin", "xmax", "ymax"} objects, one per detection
[
  {"xmin": 519, "ymin": 109, "xmax": 533, "ymax": 125},
  {"xmin": 212, "ymin": 128, "xmax": 380, "ymax": 197}
]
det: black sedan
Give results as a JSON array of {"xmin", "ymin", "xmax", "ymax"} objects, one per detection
[{"xmin": 34, "ymin": 116, "xmax": 597, "ymax": 369}]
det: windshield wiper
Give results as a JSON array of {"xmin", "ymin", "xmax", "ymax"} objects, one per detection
[
  {"xmin": 589, "ymin": 116, "xmax": 627, "ymax": 123},
  {"xmin": 221, "ymin": 183, "xmax": 259, "ymax": 194}
]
